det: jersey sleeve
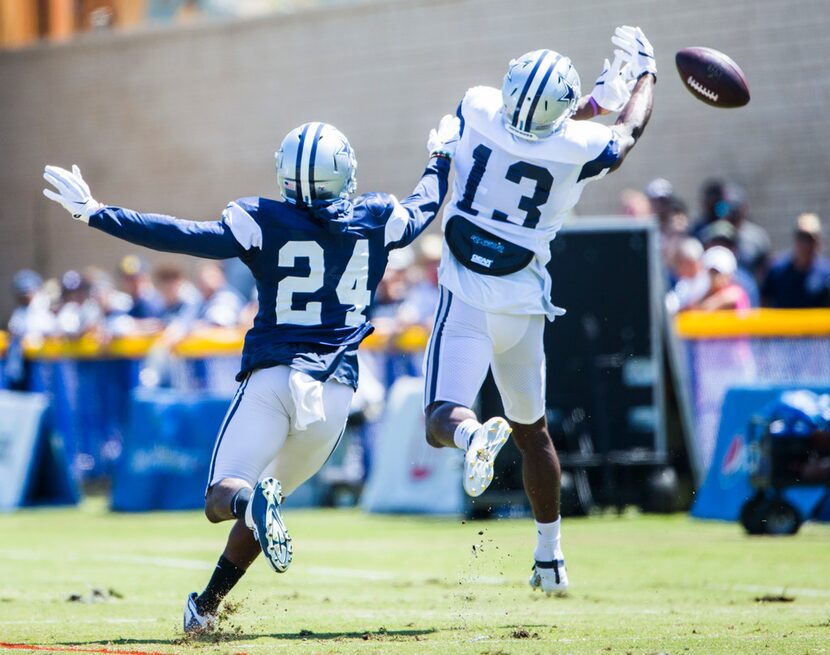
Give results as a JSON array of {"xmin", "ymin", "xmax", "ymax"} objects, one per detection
[
  {"xmin": 88, "ymin": 204, "xmax": 251, "ymax": 260},
  {"xmin": 576, "ymin": 136, "xmax": 623, "ymax": 183},
  {"xmin": 383, "ymin": 155, "xmax": 451, "ymax": 250}
]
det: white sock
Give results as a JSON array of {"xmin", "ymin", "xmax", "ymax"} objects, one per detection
[
  {"xmin": 534, "ymin": 517, "xmax": 561, "ymax": 562},
  {"xmin": 453, "ymin": 418, "xmax": 481, "ymax": 450}
]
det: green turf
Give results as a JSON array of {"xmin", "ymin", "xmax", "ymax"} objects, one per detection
[{"xmin": 1, "ymin": 500, "xmax": 829, "ymax": 655}]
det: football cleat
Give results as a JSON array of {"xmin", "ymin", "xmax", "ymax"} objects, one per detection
[
  {"xmin": 183, "ymin": 591, "xmax": 215, "ymax": 634},
  {"xmin": 245, "ymin": 477, "xmax": 293, "ymax": 573},
  {"xmin": 529, "ymin": 558, "xmax": 569, "ymax": 596},
  {"xmin": 464, "ymin": 417, "xmax": 512, "ymax": 497}
]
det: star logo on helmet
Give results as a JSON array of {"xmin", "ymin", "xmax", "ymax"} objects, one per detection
[{"xmin": 558, "ymin": 77, "xmax": 575, "ymax": 102}]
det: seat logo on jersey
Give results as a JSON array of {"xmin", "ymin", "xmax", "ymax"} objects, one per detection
[{"xmin": 471, "ymin": 254, "xmax": 493, "ymax": 268}]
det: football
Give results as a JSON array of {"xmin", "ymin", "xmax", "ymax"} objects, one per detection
[{"xmin": 675, "ymin": 47, "xmax": 750, "ymax": 108}]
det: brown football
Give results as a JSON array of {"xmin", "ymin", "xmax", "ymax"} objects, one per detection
[{"xmin": 675, "ymin": 47, "xmax": 750, "ymax": 108}]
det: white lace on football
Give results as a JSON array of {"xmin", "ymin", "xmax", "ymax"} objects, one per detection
[{"xmin": 687, "ymin": 76, "xmax": 718, "ymax": 102}]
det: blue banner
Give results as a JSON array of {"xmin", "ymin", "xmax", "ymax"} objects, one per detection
[
  {"xmin": 112, "ymin": 388, "xmax": 232, "ymax": 511},
  {"xmin": 692, "ymin": 384, "xmax": 830, "ymax": 521}
]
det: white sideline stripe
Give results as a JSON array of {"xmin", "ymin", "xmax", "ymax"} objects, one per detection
[
  {"xmin": 706, "ymin": 582, "xmax": 830, "ymax": 598},
  {"xmin": 3, "ymin": 550, "xmax": 507, "ymax": 585}
]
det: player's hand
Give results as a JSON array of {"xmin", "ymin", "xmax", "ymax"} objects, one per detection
[
  {"xmin": 612, "ymin": 25, "xmax": 657, "ymax": 80},
  {"xmin": 590, "ymin": 55, "xmax": 636, "ymax": 113},
  {"xmin": 427, "ymin": 114, "xmax": 461, "ymax": 159},
  {"xmin": 43, "ymin": 164, "xmax": 102, "ymax": 223}
]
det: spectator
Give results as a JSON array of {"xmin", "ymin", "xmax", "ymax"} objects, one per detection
[
  {"xmin": 7, "ymin": 270, "xmax": 56, "ymax": 340},
  {"xmin": 691, "ymin": 178, "xmax": 726, "ymax": 241},
  {"xmin": 687, "ymin": 246, "xmax": 750, "ymax": 311},
  {"xmin": 86, "ymin": 266, "xmax": 135, "ymax": 336},
  {"xmin": 154, "ymin": 263, "xmax": 201, "ymax": 324},
  {"xmin": 699, "ymin": 220, "xmax": 760, "ymax": 307},
  {"xmin": 665, "ymin": 238, "xmax": 708, "ymax": 313},
  {"xmin": 194, "ymin": 262, "xmax": 244, "ymax": 327},
  {"xmin": 645, "ymin": 178, "xmax": 689, "ymax": 265},
  {"xmin": 718, "ymin": 183, "xmax": 771, "ymax": 279},
  {"xmin": 118, "ymin": 255, "xmax": 165, "ymax": 321},
  {"xmin": 618, "ymin": 188, "xmax": 652, "ymax": 218},
  {"xmin": 5, "ymin": 270, "xmax": 56, "ymax": 389},
  {"xmin": 55, "ymin": 270, "xmax": 101, "ymax": 337},
  {"xmin": 762, "ymin": 213, "xmax": 830, "ymax": 308}
]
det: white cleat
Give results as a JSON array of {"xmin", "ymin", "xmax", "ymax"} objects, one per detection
[
  {"xmin": 529, "ymin": 558, "xmax": 569, "ymax": 596},
  {"xmin": 463, "ymin": 417, "xmax": 512, "ymax": 497},
  {"xmin": 245, "ymin": 477, "xmax": 293, "ymax": 573},
  {"xmin": 183, "ymin": 591, "xmax": 215, "ymax": 634}
]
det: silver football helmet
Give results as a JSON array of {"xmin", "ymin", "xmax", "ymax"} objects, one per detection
[
  {"xmin": 501, "ymin": 49, "xmax": 581, "ymax": 140},
  {"xmin": 275, "ymin": 122, "xmax": 357, "ymax": 206}
]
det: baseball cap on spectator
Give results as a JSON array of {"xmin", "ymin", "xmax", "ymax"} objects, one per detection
[
  {"xmin": 13, "ymin": 269, "xmax": 43, "ymax": 295},
  {"xmin": 702, "ymin": 246, "xmax": 737, "ymax": 276},
  {"xmin": 700, "ymin": 219, "xmax": 737, "ymax": 246},
  {"xmin": 795, "ymin": 213, "xmax": 822, "ymax": 240},
  {"xmin": 645, "ymin": 178, "xmax": 674, "ymax": 200},
  {"xmin": 61, "ymin": 269, "xmax": 88, "ymax": 293},
  {"xmin": 118, "ymin": 254, "xmax": 149, "ymax": 277}
]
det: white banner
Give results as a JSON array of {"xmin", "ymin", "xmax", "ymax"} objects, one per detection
[
  {"xmin": 0, "ymin": 391, "xmax": 50, "ymax": 510},
  {"xmin": 361, "ymin": 377, "xmax": 464, "ymax": 515}
]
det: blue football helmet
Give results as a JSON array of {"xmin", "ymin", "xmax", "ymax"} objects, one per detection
[
  {"xmin": 276, "ymin": 122, "xmax": 357, "ymax": 206},
  {"xmin": 501, "ymin": 49, "xmax": 581, "ymax": 140}
]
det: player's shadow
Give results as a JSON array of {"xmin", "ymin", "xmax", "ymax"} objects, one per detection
[{"xmin": 57, "ymin": 627, "xmax": 437, "ymax": 646}]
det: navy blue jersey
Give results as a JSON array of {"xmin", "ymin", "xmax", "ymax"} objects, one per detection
[{"xmin": 88, "ymin": 155, "xmax": 450, "ymax": 387}]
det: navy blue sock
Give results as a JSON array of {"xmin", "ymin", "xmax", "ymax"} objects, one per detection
[
  {"xmin": 230, "ymin": 487, "xmax": 252, "ymax": 519},
  {"xmin": 195, "ymin": 556, "xmax": 246, "ymax": 615}
]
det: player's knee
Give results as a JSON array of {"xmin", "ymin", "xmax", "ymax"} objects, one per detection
[
  {"xmin": 203, "ymin": 486, "xmax": 224, "ymax": 523},
  {"xmin": 510, "ymin": 418, "xmax": 552, "ymax": 453}
]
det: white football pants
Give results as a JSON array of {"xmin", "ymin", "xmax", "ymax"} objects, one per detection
[
  {"xmin": 206, "ymin": 365, "xmax": 353, "ymax": 496},
  {"xmin": 423, "ymin": 286, "xmax": 546, "ymax": 424}
]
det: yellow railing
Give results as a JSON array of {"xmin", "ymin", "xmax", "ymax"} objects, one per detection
[
  {"xmin": 0, "ymin": 325, "xmax": 431, "ymax": 360},
  {"xmin": 5, "ymin": 310, "xmax": 827, "ymax": 358},
  {"xmin": 674, "ymin": 309, "xmax": 830, "ymax": 339}
]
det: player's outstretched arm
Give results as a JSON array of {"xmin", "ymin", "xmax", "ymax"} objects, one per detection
[
  {"xmin": 384, "ymin": 115, "xmax": 459, "ymax": 250},
  {"xmin": 43, "ymin": 164, "xmax": 246, "ymax": 260},
  {"xmin": 607, "ymin": 26, "xmax": 656, "ymax": 171},
  {"xmin": 609, "ymin": 72, "xmax": 655, "ymax": 171}
]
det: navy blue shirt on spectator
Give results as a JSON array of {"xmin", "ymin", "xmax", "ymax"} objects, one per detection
[{"xmin": 762, "ymin": 213, "xmax": 830, "ymax": 308}]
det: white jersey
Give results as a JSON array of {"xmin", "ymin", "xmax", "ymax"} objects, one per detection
[{"xmin": 438, "ymin": 86, "xmax": 622, "ymax": 319}]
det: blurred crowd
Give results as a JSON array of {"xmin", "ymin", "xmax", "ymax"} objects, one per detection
[
  {"xmin": 6, "ymin": 181, "xmax": 830, "ymax": 388},
  {"xmin": 619, "ymin": 178, "xmax": 830, "ymax": 313},
  {"xmin": 4, "ymin": 236, "xmax": 443, "ymax": 390}
]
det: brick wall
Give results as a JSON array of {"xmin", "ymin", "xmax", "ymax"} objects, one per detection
[{"xmin": 1, "ymin": 0, "xmax": 828, "ymax": 318}]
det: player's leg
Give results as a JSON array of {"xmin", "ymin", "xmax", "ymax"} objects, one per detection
[
  {"xmin": 423, "ymin": 287, "xmax": 512, "ymax": 496},
  {"xmin": 186, "ymin": 369, "xmax": 292, "ymax": 632},
  {"xmin": 488, "ymin": 312, "xmax": 568, "ymax": 595},
  {"xmin": 265, "ymin": 378, "xmax": 354, "ymax": 497}
]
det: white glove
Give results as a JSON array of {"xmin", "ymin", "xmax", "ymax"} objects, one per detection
[
  {"xmin": 590, "ymin": 54, "xmax": 636, "ymax": 113},
  {"xmin": 427, "ymin": 114, "xmax": 461, "ymax": 159},
  {"xmin": 612, "ymin": 25, "xmax": 657, "ymax": 80},
  {"xmin": 43, "ymin": 164, "xmax": 102, "ymax": 223}
]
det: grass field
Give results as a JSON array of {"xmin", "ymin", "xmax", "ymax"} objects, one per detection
[{"xmin": 1, "ymin": 501, "xmax": 829, "ymax": 655}]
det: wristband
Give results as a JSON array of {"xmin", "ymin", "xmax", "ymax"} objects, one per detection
[{"xmin": 588, "ymin": 96, "xmax": 601, "ymax": 116}]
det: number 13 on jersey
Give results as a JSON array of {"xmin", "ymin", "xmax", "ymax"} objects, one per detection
[{"xmin": 456, "ymin": 144, "xmax": 553, "ymax": 229}]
